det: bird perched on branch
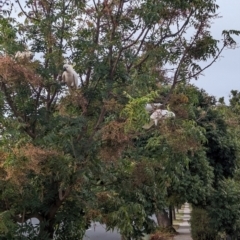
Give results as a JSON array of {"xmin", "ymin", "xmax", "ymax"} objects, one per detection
[
  {"xmin": 15, "ymin": 50, "xmax": 34, "ymax": 60},
  {"xmin": 150, "ymin": 109, "xmax": 175, "ymax": 126},
  {"xmin": 143, "ymin": 107, "xmax": 175, "ymax": 129},
  {"xmin": 61, "ymin": 64, "xmax": 79, "ymax": 90},
  {"xmin": 145, "ymin": 103, "xmax": 162, "ymax": 112}
]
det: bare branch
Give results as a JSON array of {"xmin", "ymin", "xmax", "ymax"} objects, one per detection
[
  {"xmin": 59, "ymin": 187, "xmax": 72, "ymax": 201},
  {"xmin": 129, "ymin": 10, "xmax": 195, "ymax": 71},
  {"xmin": 16, "ymin": 0, "xmax": 39, "ymax": 21},
  {"xmin": 186, "ymin": 44, "xmax": 226, "ymax": 81},
  {"xmin": 122, "ymin": 18, "xmax": 142, "ymax": 42},
  {"xmin": 94, "ymin": 106, "xmax": 106, "ymax": 131},
  {"xmin": 122, "ymin": 25, "xmax": 148, "ymax": 50}
]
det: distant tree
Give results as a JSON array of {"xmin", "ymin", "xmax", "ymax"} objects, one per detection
[
  {"xmin": 196, "ymin": 90, "xmax": 238, "ymax": 185},
  {"xmin": 189, "ymin": 89, "xmax": 240, "ymax": 238}
]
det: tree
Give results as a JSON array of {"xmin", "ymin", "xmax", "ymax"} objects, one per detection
[
  {"xmin": 0, "ymin": 0, "xmax": 239, "ymax": 239},
  {"xmin": 188, "ymin": 89, "xmax": 240, "ymax": 239}
]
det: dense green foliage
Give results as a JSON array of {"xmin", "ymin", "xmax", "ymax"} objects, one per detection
[
  {"xmin": 190, "ymin": 91, "xmax": 240, "ymax": 239},
  {"xmin": 0, "ymin": 0, "xmax": 240, "ymax": 239},
  {"xmin": 190, "ymin": 207, "xmax": 216, "ymax": 240}
]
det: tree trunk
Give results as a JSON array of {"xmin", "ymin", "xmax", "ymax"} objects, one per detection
[
  {"xmin": 44, "ymin": 222, "xmax": 54, "ymax": 239},
  {"xmin": 169, "ymin": 206, "xmax": 173, "ymax": 226},
  {"xmin": 172, "ymin": 207, "xmax": 176, "ymax": 220},
  {"xmin": 39, "ymin": 201, "xmax": 61, "ymax": 239},
  {"xmin": 38, "ymin": 217, "xmax": 55, "ymax": 239},
  {"xmin": 156, "ymin": 209, "xmax": 171, "ymax": 228},
  {"xmin": 42, "ymin": 196, "xmax": 63, "ymax": 239}
]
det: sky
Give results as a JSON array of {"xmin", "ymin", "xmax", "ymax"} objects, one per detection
[{"xmin": 192, "ymin": 0, "xmax": 240, "ymax": 102}]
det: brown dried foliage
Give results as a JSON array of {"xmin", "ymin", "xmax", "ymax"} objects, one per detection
[
  {"xmin": 101, "ymin": 121, "xmax": 129, "ymax": 143},
  {"xmin": 0, "ymin": 144, "xmax": 60, "ymax": 185},
  {"xmin": 225, "ymin": 116, "xmax": 239, "ymax": 127},
  {"xmin": 86, "ymin": 209, "xmax": 101, "ymax": 220},
  {"xmin": 99, "ymin": 144, "xmax": 126, "ymax": 162},
  {"xmin": 169, "ymin": 94, "xmax": 189, "ymax": 105},
  {"xmin": 131, "ymin": 162, "xmax": 152, "ymax": 187},
  {"xmin": 169, "ymin": 93, "xmax": 189, "ymax": 119},
  {"xmin": 100, "ymin": 121, "xmax": 131, "ymax": 162},
  {"xmin": 0, "ymin": 56, "xmax": 42, "ymax": 87},
  {"xmin": 0, "ymin": 151, "xmax": 7, "ymax": 179},
  {"xmin": 96, "ymin": 191, "xmax": 112, "ymax": 203},
  {"xmin": 150, "ymin": 227, "xmax": 176, "ymax": 240},
  {"xmin": 150, "ymin": 232, "xmax": 174, "ymax": 240},
  {"xmin": 159, "ymin": 122, "xmax": 201, "ymax": 154},
  {"xmin": 103, "ymin": 98, "xmax": 122, "ymax": 112},
  {"xmin": 58, "ymin": 89, "xmax": 88, "ymax": 115}
]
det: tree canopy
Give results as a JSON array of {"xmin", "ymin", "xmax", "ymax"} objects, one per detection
[{"xmin": 0, "ymin": 0, "xmax": 240, "ymax": 239}]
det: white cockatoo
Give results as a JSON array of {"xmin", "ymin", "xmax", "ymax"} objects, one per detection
[
  {"xmin": 62, "ymin": 64, "xmax": 79, "ymax": 90},
  {"xmin": 145, "ymin": 103, "xmax": 162, "ymax": 112},
  {"xmin": 150, "ymin": 109, "xmax": 175, "ymax": 125},
  {"xmin": 15, "ymin": 50, "xmax": 34, "ymax": 60}
]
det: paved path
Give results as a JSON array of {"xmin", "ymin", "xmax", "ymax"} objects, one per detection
[{"xmin": 174, "ymin": 203, "xmax": 192, "ymax": 240}]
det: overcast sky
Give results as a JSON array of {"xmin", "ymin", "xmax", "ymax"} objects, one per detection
[{"xmin": 192, "ymin": 0, "xmax": 240, "ymax": 102}]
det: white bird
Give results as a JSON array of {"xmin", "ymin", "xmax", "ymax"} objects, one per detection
[
  {"xmin": 150, "ymin": 109, "xmax": 175, "ymax": 126},
  {"xmin": 145, "ymin": 103, "xmax": 162, "ymax": 112},
  {"xmin": 62, "ymin": 64, "xmax": 79, "ymax": 90},
  {"xmin": 15, "ymin": 51, "xmax": 34, "ymax": 60}
]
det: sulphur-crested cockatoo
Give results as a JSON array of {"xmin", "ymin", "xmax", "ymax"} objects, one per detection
[
  {"xmin": 145, "ymin": 103, "xmax": 162, "ymax": 112},
  {"xmin": 15, "ymin": 51, "xmax": 34, "ymax": 60},
  {"xmin": 150, "ymin": 109, "xmax": 175, "ymax": 126},
  {"xmin": 62, "ymin": 64, "xmax": 79, "ymax": 90}
]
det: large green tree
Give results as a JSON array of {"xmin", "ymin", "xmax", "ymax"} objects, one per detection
[
  {"xmin": 189, "ymin": 90, "xmax": 240, "ymax": 239},
  {"xmin": 0, "ymin": 0, "xmax": 239, "ymax": 239}
]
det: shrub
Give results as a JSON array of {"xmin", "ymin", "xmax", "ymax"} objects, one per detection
[
  {"xmin": 150, "ymin": 227, "xmax": 176, "ymax": 240},
  {"xmin": 190, "ymin": 207, "xmax": 217, "ymax": 240}
]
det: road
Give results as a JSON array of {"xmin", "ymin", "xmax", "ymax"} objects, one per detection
[
  {"xmin": 83, "ymin": 215, "xmax": 158, "ymax": 240},
  {"xmin": 83, "ymin": 222, "xmax": 121, "ymax": 240}
]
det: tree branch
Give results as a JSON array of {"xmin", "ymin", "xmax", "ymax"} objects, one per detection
[
  {"xmin": 16, "ymin": 0, "xmax": 39, "ymax": 22},
  {"xmin": 186, "ymin": 44, "xmax": 226, "ymax": 81}
]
